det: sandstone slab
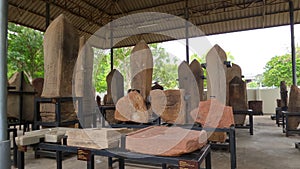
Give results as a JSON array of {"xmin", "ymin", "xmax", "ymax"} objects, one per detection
[{"xmin": 126, "ymin": 126, "xmax": 207, "ymax": 156}]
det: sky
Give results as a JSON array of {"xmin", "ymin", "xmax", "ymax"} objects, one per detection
[{"xmin": 162, "ymin": 24, "xmax": 300, "ymax": 77}]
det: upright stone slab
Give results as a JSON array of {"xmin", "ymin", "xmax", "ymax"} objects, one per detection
[
  {"xmin": 189, "ymin": 59, "xmax": 204, "ymax": 101},
  {"xmin": 227, "ymin": 63, "xmax": 247, "ymax": 124},
  {"xmin": 178, "ymin": 61, "xmax": 200, "ymax": 123},
  {"xmin": 206, "ymin": 44, "xmax": 227, "ymax": 103},
  {"xmin": 106, "ymin": 69, "xmax": 124, "ymax": 105},
  {"xmin": 41, "ymin": 14, "xmax": 79, "ymax": 122},
  {"xmin": 229, "ymin": 76, "xmax": 248, "ymax": 125},
  {"xmin": 205, "ymin": 45, "xmax": 227, "ymax": 142},
  {"xmin": 130, "ymin": 40, "xmax": 153, "ymax": 101},
  {"xmin": 32, "ymin": 78, "xmax": 44, "ymax": 97},
  {"xmin": 150, "ymin": 89, "xmax": 186, "ymax": 124},
  {"xmin": 280, "ymin": 81, "xmax": 288, "ymax": 110},
  {"xmin": 105, "ymin": 69, "xmax": 124, "ymax": 124},
  {"xmin": 287, "ymin": 85, "xmax": 300, "ymax": 130},
  {"xmin": 227, "ymin": 63, "xmax": 242, "ymax": 103},
  {"xmin": 7, "ymin": 72, "xmax": 35, "ymax": 121},
  {"xmin": 74, "ymin": 36, "xmax": 95, "ymax": 127}
]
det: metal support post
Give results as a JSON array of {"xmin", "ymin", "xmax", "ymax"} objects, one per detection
[
  {"xmin": 185, "ymin": 0, "xmax": 189, "ymax": 63},
  {"xmin": 289, "ymin": 0, "xmax": 297, "ymax": 85},
  {"xmin": 46, "ymin": 1, "xmax": 50, "ymax": 28},
  {"xmin": 110, "ymin": 24, "xmax": 114, "ymax": 71},
  {"xmin": 0, "ymin": 0, "xmax": 11, "ymax": 168}
]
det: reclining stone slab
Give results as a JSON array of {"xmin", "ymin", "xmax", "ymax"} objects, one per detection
[{"xmin": 126, "ymin": 126, "xmax": 207, "ymax": 156}]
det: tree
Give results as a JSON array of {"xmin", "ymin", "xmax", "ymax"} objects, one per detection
[
  {"xmin": 92, "ymin": 48, "xmax": 111, "ymax": 93},
  {"xmin": 93, "ymin": 43, "xmax": 181, "ymax": 93},
  {"xmin": 262, "ymin": 50, "xmax": 300, "ymax": 87},
  {"xmin": 7, "ymin": 23, "xmax": 44, "ymax": 82}
]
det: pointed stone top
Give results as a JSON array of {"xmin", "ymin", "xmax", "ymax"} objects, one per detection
[{"xmin": 132, "ymin": 40, "xmax": 150, "ymax": 53}]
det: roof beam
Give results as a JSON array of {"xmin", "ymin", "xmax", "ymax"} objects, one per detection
[
  {"xmin": 112, "ymin": 0, "xmax": 184, "ymax": 16},
  {"xmin": 8, "ymin": 3, "xmax": 96, "ymax": 36},
  {"xmin": 42, "ymin": 0, "xmax": 105, "ymax": 27},
  {"xmin": 195, "ymin": 7, "xmax": 300, "ymax": 28}
]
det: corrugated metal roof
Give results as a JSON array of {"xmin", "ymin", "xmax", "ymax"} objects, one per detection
[{"xmin": 8, "ymin": 0, "xmax": 300, "ymax": 48}]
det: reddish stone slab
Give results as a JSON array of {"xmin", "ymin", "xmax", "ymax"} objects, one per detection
[
  {"xmin": 126, "ymin": 126, "xmax": 207, "ymax": 156},
  {"xmin": 150, "ymin": 89, "xmax": 186, "ymax": 124},
  {"xmin": 115, "ymin": 91, "xmax": 151, "ymax": 123},
  {"xmin": 190, "ymin": 99, "xmax": 234, "ymax": 128}
]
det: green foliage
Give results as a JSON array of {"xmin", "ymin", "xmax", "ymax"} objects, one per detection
[
  {"xmin": 7, "ymin": 23, "xmax": 44, "ymax": 81},
  {"xmin": 151, "ymin": 44, "xmax": 179, "ymax": 89},
  {"xmin": 262, "ymin": 52, "xmax": 300, "ymax": 87},
  {"xmin": 93, "ymin": 49, "xmax": 111, "ymax": 93},
  {"xmin": 247, "ymin": 81, "xmax": 259, "ymax": 88},
  {"xmin": 93, "ymin": 43, "xmax": 181, "ymax": 92}
]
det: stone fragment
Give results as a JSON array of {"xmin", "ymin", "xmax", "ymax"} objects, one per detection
[
  {"xmin": 190, "ymin": 99, "xmax": 234, "ymax": 128},
  {"xmin": 150, "ymin": 89, "xmax": 186, "ymax": 124},
  {"xmin": 66, "ymin": 128, "xmax": 132, "ymax": 149},
  {"xmin": 32, "ymin": 78, "xmax": 44, "ymax": 97},
  {"xmin": 115, "ymin": 91, "xmax": 151, "ymax": 123},
  {"xmin": 126, "ymin": 126, "xmax": 207, "ymax": 156}
]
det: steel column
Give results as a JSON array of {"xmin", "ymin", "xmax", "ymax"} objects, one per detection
[
  {"xmin": 289, "ymin": 0, "xmax": 297, "ymax": 85},
  {"xmin": 46, "ymin": 1, "xmax": 50, "ymax": 28},
  {"xmin": 0, "ymin": 0, "xmax": 10, "ymax": 168},
  {"xmin": 110, "ymin": 25, "xmax": 114, "ymax": 71},
  {"xmin": 185, "ymin": 0, "xmax": 189, "ymax": 63}
]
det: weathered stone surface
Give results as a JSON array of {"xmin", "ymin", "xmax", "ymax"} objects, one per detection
[
  {"xmin": 206, "ymin": 45, "xmax": 226, "ymax": 104},
  {"xmin": 103, "ymin": 69, "xmax": 124, "ymax": 124},
  {"xmin": 106, "ymin": 69, "xmax": 124, "ymax": 105},
  {"xmin": 16, "ymin": 127, "xmax": 75, "ymax": 146},
  {"xmin": 248, "ymin": 100, "xmax": 263, "ymax": 113},
  {"xmin": 74, "ymin": 36, "xmax": 95, "ymax": 127},
  {"xmin": 190, "ymin": 99, "xmax": 234, "ymax": 128},
  {"xmin": 32, "ymin": 78, "xmax": 44, "ymax": 97},
  {"xmin": 130, "ymin": 40, "xmax": 153, "ymax": 101},
  {"xmin": 115, "ymin": 91, "xmax": 151, "ymax": 123},
  {"xmin": 178, "ymin": 61, "xmax": 200, "ymax": 123},
  {"xmin": 207, "ymin": 132, "xmax": 227, "ymax": 143},
  {"xmin": 126, "ymin": 126, "xmax": 207, "ymax": 156},
  {"xmin": 229, "ymin": 76, "xmax": 248, "ymax": 124},
  {"xmin": 150, "ymin": 89, "xmax": 186, "ymax": 124},
  {"xmin": 189, "ymin": 59, "xmax": 204, "ymax": 101},
  {"xmin": 42, "ymin": 14, "xmax": 79, "ymax": 98},
  {"xmin": 66, "ymin": 128, "xmax": 132, "ymax": 149},
  {"xmin": 227, "ymin": 63, "xmax": 242, "ymax": 105},
  {"xmin": 40, "ymin": 14, "xmax": 79, "ymax": 122},
  {"xmin": 7, "ymin": 72, "xmax": 35, "ymax": 121},
  {"xmin": 280, "ymin": 81, "xmax": 288, "ymax": 109},
  {"xmin": 287, "ymin": 85, "xmax": 300, "ymax": 129}
]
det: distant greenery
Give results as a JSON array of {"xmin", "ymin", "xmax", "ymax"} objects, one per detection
[
  {"xmin": 93, "ymin": 43, "xmax": 181, "ymax": 93},
  {"xmin": 7, "ymin": 23, "xmax": 44, "ymax": 81},
  {"xmin": 262, "ymin": 48, "xmax": 300, "ymax": 87}
]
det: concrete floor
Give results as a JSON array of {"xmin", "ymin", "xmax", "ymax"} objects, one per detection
[{"xmin": 10, "ymin": 115, "xmax": 300, "ymax": 169}]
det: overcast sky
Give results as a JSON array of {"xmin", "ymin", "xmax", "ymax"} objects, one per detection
[{"xmin": 162, "ymin": 24, "xmax": 300, "ymax": 77}]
